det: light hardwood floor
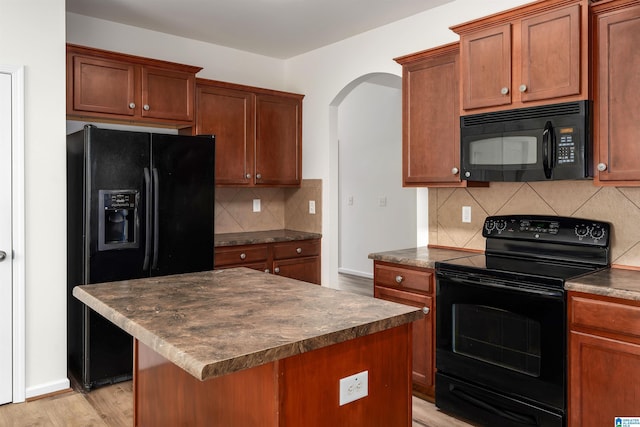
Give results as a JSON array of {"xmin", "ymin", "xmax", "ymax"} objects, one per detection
[{"xmin": 0, "ymin": 380, "xmax": 472, "ymax": 427}]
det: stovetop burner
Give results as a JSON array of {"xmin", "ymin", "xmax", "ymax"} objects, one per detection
[{"xmin": 436, "ymin": 215, "xmax": 611, "ymax": 288}]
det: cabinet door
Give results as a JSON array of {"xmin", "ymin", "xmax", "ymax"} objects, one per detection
[
  {"xmin": 569, "ymin": 331, "xmax": 640, "ymax": 427},
  {"xmin": 273, "ymin": 256, "xmax": 320, "ymax": 285},
  {"xmin": 403, "ymin": 48, "xmax": 461, "ymax": 186},
  {"xmin": 70, "ymin": 55, "xmax": 137, "ymax": 116},
  {"xmin": 594, "ymin": 4, "xmax": 640, "ymax": 184},
  {"xmin": 375, "ymin": 286, "xmax": 433, "ymax": 395},
  {"xmin": 460, "ymin": 24, "xmax": 511, "ymax": 110},
  {"xmin": 141, "ymin": 67, "xmax": 195, "ymax": 122},
  {"xmin": 520, "ymin": 4, "xmax": 581, "ymax": 103},
  {"xmin": 196, "ymin": 85, "xmax": 255, "ymax": 186},
  {"xmin": 255, "ymin": 94, "xmax": 302, "ymax": 186}
]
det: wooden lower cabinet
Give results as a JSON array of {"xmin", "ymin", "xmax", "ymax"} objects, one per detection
[
  {"xmin": 373, "ymin": 261, "xmax": 435, "ymax": 398},
  {"xmin": 215, "ymin": 239, "xmax": 321, "ymax": 285},
  {"xmin": 568, "ymin": 291, "xmax": 640, "ymax": 426}
]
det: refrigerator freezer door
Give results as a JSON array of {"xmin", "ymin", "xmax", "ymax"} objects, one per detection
[{"xmin": 150, "ymin": 134, "xmax": 215, "ymax": 276}]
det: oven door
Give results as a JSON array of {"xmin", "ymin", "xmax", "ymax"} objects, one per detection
[{"xmin": 436, "ymin": 271, "xmax": 565, "ymax": 412}]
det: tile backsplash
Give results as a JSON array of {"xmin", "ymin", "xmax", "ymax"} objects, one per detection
[
  {"xmin": 215, "ymin": 179, "xmax": 322, "ymax": 234},
  {"xmin": 429, "ymin": 180, "xmax": 640, "ymax": 268}
]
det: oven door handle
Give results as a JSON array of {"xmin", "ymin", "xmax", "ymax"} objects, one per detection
[
  {"xmin": 450, "ymin": 385, "xmax": 539, "ymax": 426},
  {"xmin": 438, "ymin": 273, "xmax": 564, "ymax": 298}
]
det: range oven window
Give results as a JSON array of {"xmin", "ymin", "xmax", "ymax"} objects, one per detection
[
  {"xmin": 469, "ymin": 136, "xmax": 538, "ymax": 165},
  {"xmin": 452, "ymin": 304, "xmax": 541, "ymax": 377}
]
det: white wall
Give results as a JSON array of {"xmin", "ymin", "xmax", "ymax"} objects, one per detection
[
  {"xmin": 338, "ymin": 80, "xmax": 416, "ymax": 277},
  {"xmin": 286, "ymin": 0, "xmax": 533, "ymax": 286},
  {"xmin": 0, "ymin": 0, "xmax": 69, "ymax": 397},
  {"xmin": 66, "ymin": 13, "xmax": 287, "ymax": 90}
]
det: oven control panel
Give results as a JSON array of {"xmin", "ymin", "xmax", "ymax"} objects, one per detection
[{"xmin": 483, "ymin": 215, "xmax": 610, "ymax": 246}]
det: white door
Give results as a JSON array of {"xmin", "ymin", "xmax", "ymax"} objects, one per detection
[{"xmin": 0, "ymin": 71, "xmax": 13, "ymax": 405}]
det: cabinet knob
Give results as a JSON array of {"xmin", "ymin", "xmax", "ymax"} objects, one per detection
[
  {"xmin": 395, "ymin": 275, "xmax": 403, "ymax": 284},
  {"xmin": 264, "ymin": 269, "xmax": 270, "ymax": 273},
  {"xmin": 597, "ymin": 163, "xmax": 607, "ymax": 172},
  {"xmin": 296, "ymin": 247, "xmax": 302, "ymax": 254},
  {"xmin": 245, "ymin": 173, "xmax": 251, "ymax": 179},
  {"xmin": 519, "ymin": 84, "xmax": 528, "ymax": 93},
  {"xmin": 256, "ymin": 173, "xmax": 262, "ymax": 180},
  {"xmin": 128, "ymin": 102, "xmax": 136, "ymax": 109},
  {"xmin": 451, "ymin": 167, "xmax": 459, "ymax": 175},
  {"xmin": 143, "ymin": 104, "xmax": 150, "ymax": 111},
  {"xmin": 240, "ymin": 253, "xmax": 246, "ymax": 260},
  {"xmin": 500, "ymin": 87, "xmax": 509, "ymax": 95},
  {"xmin": 274, "ymin": 267, "xmax": 280, "ymax": 274},
  {"xmin": 422, "ymin": 307, "xmax": 430, "ymax": 315}
]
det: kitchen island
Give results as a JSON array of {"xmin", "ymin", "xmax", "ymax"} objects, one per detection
[{"xmin": 73, "ymin": 267, "xmax": 422, "ymax": 426}]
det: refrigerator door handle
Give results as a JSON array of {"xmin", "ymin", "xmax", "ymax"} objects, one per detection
[
  {"xmin": 143, "ymin": 167, "xmax": 151, "ymax": 271},
  {"xmin": 152, "ymin": 167, "xmax": 160, "ymax": 270}
]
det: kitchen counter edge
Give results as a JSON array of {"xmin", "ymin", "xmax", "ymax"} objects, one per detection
[
  {"xmin": 368, "ymin": 246, "xmax": 478, "ymax": 269},
  {"xmin": 215, "ymin": 229, "xmax": 321, "ymax": 247}
]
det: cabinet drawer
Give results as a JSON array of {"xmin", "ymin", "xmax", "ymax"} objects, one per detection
[
  {"xmin": 273, "ymin": 239, "xmax": 320, "ymax": 260},
  {"xmin": 214, "ymin": 244, "xmax": 269, "ymax": 267},
  {"xmin": 374, "ymin": 262, "xmax": 433, "ymax": 294},
  {"xmin": 570, "ymin": 294, "xmax": 640, "ymax": 339}
]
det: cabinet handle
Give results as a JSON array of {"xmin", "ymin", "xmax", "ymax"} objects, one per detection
[
  {"xmin": 597, "ymin": 163, "xmax": 607, "ymax": 172},
  {"xmin": 256, "ymin": 173, "xmax": 262, "ymax": 180},
  {"xmin": 296, "ymin": 247, "xmax": 302, "ymax": 254},
  {"xmin": 0, "ymin": 250, "xmax": 6, "ymax": 261},
  {"xmin": 422, "ymin": 307, "xmax": 430, "ymax": 315},
  {"xmin": 274, "ymin": 267, "xmax": 280, "ymax": 274},
  {"xmin": 129, "ymin": 102, "xmax": 136, "ymax": 109},
  {"xmin": 519, "ymin": 84, "xmax": 528, "ymax": 93},
  {"xmin": 245, "ymin": 173, "xmax": 252, "ymax": 179},
  {"xmin": 240, "ymin": 253, "xmax": 247, "ymax": 260},
  {"xmin": 500, "ymin": 87, "xmax": 509, "ymax": 95},
  {"xmin": 395, "ymin": 275, "xmax": 404, "ymax": 284},
  {"xmin": 451, "ymin": 167, "xmax": 459, "ymax": 175},
  {"xmin": 264, "ymin": 269, "xmax": 270, "ymax": 273},
  {"xmin": 143, "ymin": 104, "xmax": 150, "ymax": 111}
]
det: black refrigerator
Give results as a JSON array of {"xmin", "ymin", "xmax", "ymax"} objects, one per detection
[{"xmin": 66, "ymin": 125, "xmax": 215, "ymax": 390}]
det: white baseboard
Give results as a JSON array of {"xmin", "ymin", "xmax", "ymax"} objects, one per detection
[
  {"xmin": 25, "ymin": 377, "xmax": 70, "ymax": 399},
  {"xmin": 338, "ymin": 268, "xmax": 373, "ymax": 279}
]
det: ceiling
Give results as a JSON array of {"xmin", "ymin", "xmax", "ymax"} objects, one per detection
[{"xmin": 65, "ymin": 0, "xmax": 452, "ymax": 59}]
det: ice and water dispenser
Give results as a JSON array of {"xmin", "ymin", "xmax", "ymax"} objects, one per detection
[{"xmin": 98, "ymin": 190, "xmax": 140, "ymax": 251}]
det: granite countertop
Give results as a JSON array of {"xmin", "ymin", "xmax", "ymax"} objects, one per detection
[
  {"xmin": 215, "ymin": 229, "xmax": 321, "ymax": 247},
  {"xmin": 368, "ymin": 246, "xmax": 477, "ymax": 269},
  {"xmin": 566, "ymin": 268, "xmax": 640, "ymax": 301},
  {"xmin": 73, "ymin": 268, "xmax": 422, "ymax": 381}
]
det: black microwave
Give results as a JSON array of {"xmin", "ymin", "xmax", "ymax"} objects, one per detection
[{"xmin": 460, "ymin": 101, "xmax": 591, "ymax": 182}]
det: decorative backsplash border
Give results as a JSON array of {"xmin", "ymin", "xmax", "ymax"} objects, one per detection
[{"xmin": 429, "ymin": 180, "xmax": 640, "ymax": 268}]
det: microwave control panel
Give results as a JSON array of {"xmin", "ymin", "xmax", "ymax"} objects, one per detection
[{"xmin": 556, "ymin": 127, "xmax": 578, "ymax": 165}]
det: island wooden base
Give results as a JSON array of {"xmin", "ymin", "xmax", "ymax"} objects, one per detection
[{"xmin": 133, "ymin": 324, "xmax": 413, "ymax": 426}]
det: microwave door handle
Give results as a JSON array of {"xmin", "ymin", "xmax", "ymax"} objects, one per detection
[{"xmin": 542, "ymin": 121, "xmax": 554, "ymax": 179}]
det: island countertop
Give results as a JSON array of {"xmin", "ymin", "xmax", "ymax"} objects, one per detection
[{"xmin": 73, "ymin": 268, "xmax": 422, "ymax": 382}]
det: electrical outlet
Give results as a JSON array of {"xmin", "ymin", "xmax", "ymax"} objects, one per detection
[
  {"xmin": 462, "ymin": 206, "xmax": 471, "ymax": 223},
  {"xmin": 253, "ymin": 199, "xmax": 261, "ymax": 213},
  {"xmin": 309, "ymin": 200, "xmax": 316, "ymax": 214},
  {"xmin": 378, "ymin": 196, "xmax": 387, "ymax": 207},
  {"xmin": 339, "ymin": 370, "xmax": 368, "ymax": 406},
  {"xmin": 348, "ymin": 196, "xmax": 354, "ymax": 206}
]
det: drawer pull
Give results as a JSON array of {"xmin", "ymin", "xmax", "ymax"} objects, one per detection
[
  {"xmin": 296, "ymin": 247, "xmax": 302, "ymax": 254},
  {"xmin": 422, "ymin": 307, "xmax": 430, "ymax": 315},
  {"xmin": 264, "ymin": 269, "xmax": 270, "ymax": 273},
  {"xmin": 274, "ymin": 267, "xmax": 280, "ymax": 274},
  {"xmin": 395, "ymin": 275, "xmax": 404, "ymax": 284},
  {"xmin": 240, "ymin": 253, "xmax": 247, "ymax": 260}
]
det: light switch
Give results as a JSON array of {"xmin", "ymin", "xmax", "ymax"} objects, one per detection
[{"xmin": 309, "ymin": 200, "xmax": 316, "ymax": 214}]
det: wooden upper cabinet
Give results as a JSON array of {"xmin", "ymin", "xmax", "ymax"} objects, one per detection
[
  {"xmin": 395, "ymin": 43, "xmax": 482, "ymax": 187},
  {"xmin": 66, "ymin": 44, "xmax": 201, "ymax": 127},
  {"xmin": 452, "ymin": 0, "xmax": 588, "ymax": 113},
  {"xmin": 592, "ymin": 0, "xmax": 640, "ymax": 185},
  {"xmin": 196, "ymin": 83, "xmax": 255, "ymax": 186},
  {"xmin": 196, "ymin": 79, "xmax": 303, "ymax": 187},
  {"xmin": 255, "ymin": 94, "xmax": 302, "ymax": 186}
]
